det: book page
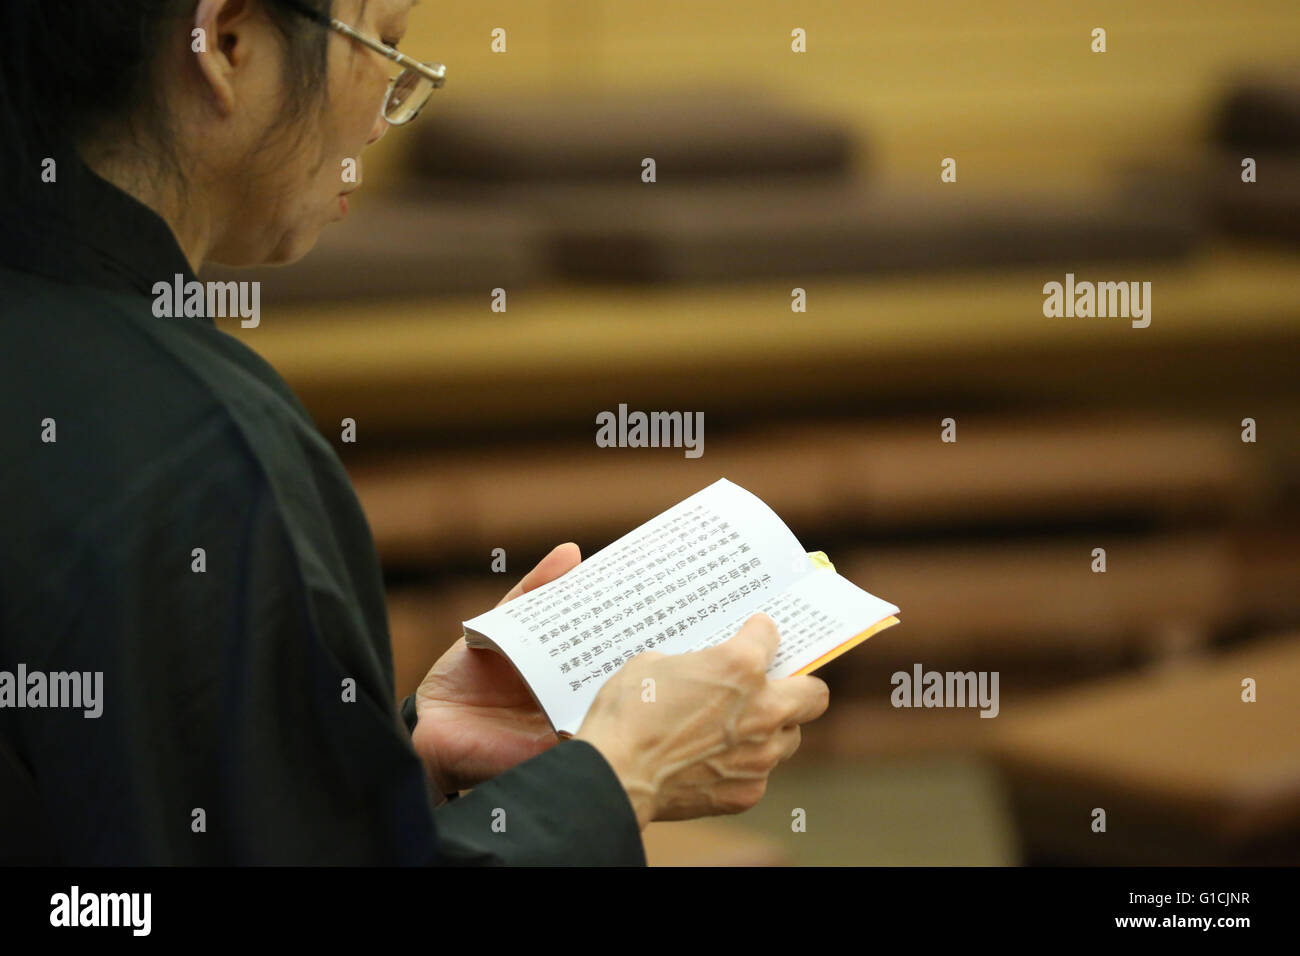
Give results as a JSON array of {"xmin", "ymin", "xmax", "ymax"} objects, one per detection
[
  {"xmin": 462, "ymin": 478, "xmax": 814, "ymax": 733},
  {"xmin": 683, "ymin": 567, "xmax": 901, "ymax": 678}
]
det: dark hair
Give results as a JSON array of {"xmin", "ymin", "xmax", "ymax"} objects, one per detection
[{"xmin": 0, "ymin": 0, "xmax": 337, "ymax": 190}]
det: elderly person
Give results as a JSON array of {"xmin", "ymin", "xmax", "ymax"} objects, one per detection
[{"xmin": 0, "ymin": 0, "xmax": 827, "ymax": 864}]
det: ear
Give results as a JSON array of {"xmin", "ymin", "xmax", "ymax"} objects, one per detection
[{"xmin": 192, "ymin": 0, "xmax": 256, "ymax": 116}]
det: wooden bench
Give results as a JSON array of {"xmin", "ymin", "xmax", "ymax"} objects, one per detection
[
  {"xmin": 352, "ymin": 417, "xmax": 1257, "ymax": 568},
  {"xmin": 988, "ymin": 633, "xmax": 1300, "ymax": 864},
  {"xmin": 217, "ymin": 249, "xmax": 1300, "ymax": 435}
]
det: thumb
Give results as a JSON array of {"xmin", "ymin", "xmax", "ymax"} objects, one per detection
[
  {"xmin": 495, "ymin": 542, "xmax": 582, "ymax": 607},
  {"xmin": 715, "ymin": 612, "xmax": 782, "ymax": 667}
]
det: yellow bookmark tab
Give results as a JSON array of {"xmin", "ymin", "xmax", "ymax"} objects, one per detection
[{"xmin": 808, "ymin": 550, "xmax": 835, "ymax": 571}]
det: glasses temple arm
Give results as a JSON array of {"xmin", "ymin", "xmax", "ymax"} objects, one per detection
[{"xmin": 328, "ymin": 17, "xmax": 447, "ymax": 87}]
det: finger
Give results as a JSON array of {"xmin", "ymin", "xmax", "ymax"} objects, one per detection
[
  {"xmin": 776, "ymin": 723, "xmax": 802, "ymax": 762},
  {"xmin": 495, "ymin": 542, "xmax": 582, "ymax": 608},
  {"xmin": 767, "ymin": 674, "xmax": 831, "ymax": 726},
  {"xmin": 724, "ymin": 725, "xmax": 802, "ymax": 773},
  {"xmin": 711, "ymin": 612, "xmax": 782, "ymax": 672}
]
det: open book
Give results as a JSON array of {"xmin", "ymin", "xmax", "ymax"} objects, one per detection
[{"xmin": 462, "ymin": 478, "xmax": 901, "ymax": 736}]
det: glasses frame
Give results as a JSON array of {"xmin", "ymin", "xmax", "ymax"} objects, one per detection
[{"xmin": 281, "ymin": 0, "xmax": 446, "ymax": 126}]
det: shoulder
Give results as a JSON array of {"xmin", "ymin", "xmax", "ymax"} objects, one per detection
[
  {"xmin": 0, "ymin": 264, "xmax": 316, "ymax": 449},
  {"xmin": 0, "ymin": 265, "xmax": 378, "ymax": 634}
]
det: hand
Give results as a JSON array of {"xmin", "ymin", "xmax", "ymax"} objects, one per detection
[
  {"xmin": 410, "ymin": 542, "xmax": 582, "ymax": 795},
  {"xmin": 574, "ymin": 612, "xmax": 829, "ymax": 829}
]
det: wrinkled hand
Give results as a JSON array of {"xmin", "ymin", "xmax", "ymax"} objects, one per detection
[{"xmin": 410, "ymin": 543, "xmax": 581, "ymax": 796}]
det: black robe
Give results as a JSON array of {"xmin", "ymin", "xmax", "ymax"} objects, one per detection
[{"xmin": 0, "ymin": 160, "xmax": 645, "ymax": 866}]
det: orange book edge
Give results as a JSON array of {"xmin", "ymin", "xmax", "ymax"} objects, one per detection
[
  {"xmin": 790, "ymin": 615, "xmax": 900, "ymax": 677},
  {"xmin": 789, "ymin": 549, "xmax": 899, "ymax": 676}
]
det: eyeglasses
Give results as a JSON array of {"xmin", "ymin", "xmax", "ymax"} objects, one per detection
[{"xmin": 281, "ymin": 0, "xmax": 446, "ymax": 125}]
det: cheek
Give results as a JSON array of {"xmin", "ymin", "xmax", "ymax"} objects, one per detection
[
  {"xmin": 241, "ymin": 147, "xmax": 334, "ymax": 255},
  {"xmin": 346, "ymin": 90, "xmax": 385, "ymax": 148},
  {"xmin": 335, "ymin": 51, "xmax": 389, "ymax": 140},
  {"xmin": 312, "ymin": 97, "xmax": 380, "ymax": 184}
]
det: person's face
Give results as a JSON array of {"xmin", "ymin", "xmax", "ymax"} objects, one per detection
[{"xmin": 207, "ymin": 0, "xmax": 414, "ymax": 267}]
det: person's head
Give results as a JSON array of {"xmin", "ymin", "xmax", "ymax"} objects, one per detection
[{"xmin": 0, "ymin": 0, "xmax": 424, "ymax": 268}]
